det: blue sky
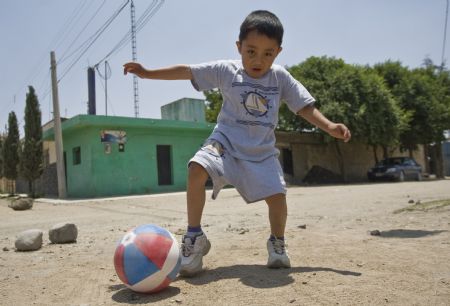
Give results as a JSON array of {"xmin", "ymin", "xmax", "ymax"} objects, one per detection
[{"xmin": 0, "ymin": 0, "xmax": 448, "ymax": 133}]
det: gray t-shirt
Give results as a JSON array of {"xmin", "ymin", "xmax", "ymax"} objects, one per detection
[{"xmin": 190, "ymin": 60, "xmax": 315, "ymax": 161}]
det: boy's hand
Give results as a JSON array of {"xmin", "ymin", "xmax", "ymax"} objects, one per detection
[
  {"xmin": 327, "ymin": 123, "xmax": 351, "ymax": 142},
  {"xmin": 123, "ymin": 62, "xmax": 147, "ymax": 78}
]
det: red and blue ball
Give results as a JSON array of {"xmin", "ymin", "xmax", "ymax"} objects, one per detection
[{"xmin": 114, "ymin": 224, "xmax": 181, "ymax": 293}]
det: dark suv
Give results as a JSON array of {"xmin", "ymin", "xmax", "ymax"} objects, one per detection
[{"xmin": 367, "ymin": 157, "xmax": 422, "ymax": 182}]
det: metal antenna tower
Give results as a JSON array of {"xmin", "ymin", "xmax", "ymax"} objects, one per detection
[
  {"xmin": 442, "ymin": 0, "xmax": 449, "ymax": 69},
  {"xmin": 130, "ymin": 0, "xmax": 139, "ymax": 117}
]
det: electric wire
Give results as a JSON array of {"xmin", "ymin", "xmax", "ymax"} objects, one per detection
[
  {"xmin": 52, "ymin": 0, "xmax": 95, "ymax": 53},
  {"xmin": 4, "ymin": 1, "xmax": 94, "ymax": 118},
  {"xmin": 95, "ymin": 0, "xmax": 164, "ymax": 66},
  {"xmin": 57, "ymin": 0, "xmax": 130, "ymax": 83},
  {"xmin": 58, "ymin": 0, "xmax": 107, "ymax": 65}
]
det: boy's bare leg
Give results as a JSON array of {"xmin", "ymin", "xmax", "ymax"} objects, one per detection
[
  {"xmin": 186, "ymin": 162, "xmax": 209, "ymax": 227},
  {"xmin": 265, "ymin": 193, "xmax": 290, "ymax": 268},
  {"xmin": 265, "ymin": 193, "xmax": 287, "ymax": 238},
  {"xmin": 180, "ymin": 162, "xmax": 211, "ymax": 277}
]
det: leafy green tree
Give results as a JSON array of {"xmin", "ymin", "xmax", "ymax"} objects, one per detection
[
  {"xmin": 356, "ymin": 66, "xmax": 410, "ymax": 162},
  {"xmin": 285, "ymin": 56, "xmax": 406, "ymax": 177},
  {"xmin": 374, "ymin": 61, "xmax": 422, "ymax": 155},
  {"xmin": 415, "ymin": 61, "xmax": 450, "ymax": 178},
  {"xmin": 3, "ymin": 112, "xmax": 20, "ymax": 194},
  {"xmin": 375, "ymin": 59, "xmax": 450, "ymax": 177},
  {"xmin": 280, "ymin": 56, "xmax": 348, "ymax": 132},
  {"xmin": 21, "ymin": 86, "xmax": 43, "ymax": 197},
  {"xmin": 204, "ymin": 89, "xmax": 223, "ymax": 123},
  {"xmin": 282, "ymin": 57, "xmax": 358, "ymax": 179}
]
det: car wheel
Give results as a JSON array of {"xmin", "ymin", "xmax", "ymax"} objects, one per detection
[
  {"xmin": 416, "ymin": 172, "xmax": 422, "ymax": 181},
  {"xmin": 398, "ymin": 171, "xmax": 405, "ymax": 182}
]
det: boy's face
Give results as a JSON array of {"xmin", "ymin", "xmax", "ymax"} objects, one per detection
[{"xmin": 236, "ymin": 30, "xmax": 282, "ymax": 79}]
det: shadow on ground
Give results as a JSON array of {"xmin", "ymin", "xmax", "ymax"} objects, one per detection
[
  {"xmin": 179, "ymin": 265, "xmax": 361, "ymax": 288},
  {"xmin": 379, "ymin": 229, "xmax": 447, "ymax": 238},
  {"xmin": 110, "ymin": 284, "xmax": 180, "ymax": 304}
]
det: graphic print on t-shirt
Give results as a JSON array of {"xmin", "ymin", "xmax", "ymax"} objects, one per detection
[
  {"xmin": 231, "ymin": 81, "xmax": 279, "ymax": 130},
  {"xmin": 243, "ymin": 91, "xmax": 269, "ymax": 117}
]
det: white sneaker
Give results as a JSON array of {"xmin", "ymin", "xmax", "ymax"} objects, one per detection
[
  {"xmin": 267, "ymin": 237, "xmax": 291, "ymax": 268},
  {"xmin": 179, "ymin": 234, "xmax": 211, "ymax": 277}
]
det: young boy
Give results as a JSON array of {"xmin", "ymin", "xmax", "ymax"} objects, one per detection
[{"xmin": 124, "ymin": 10, "xmax": 351, "ymax": 276}]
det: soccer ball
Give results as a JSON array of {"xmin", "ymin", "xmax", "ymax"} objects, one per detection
[{"xmin": 113, "ymin": 224, "xmax": 181, "ymax": 293}]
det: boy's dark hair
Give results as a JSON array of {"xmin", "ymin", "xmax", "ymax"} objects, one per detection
[{"xmin": 239, "ymin": 10, "xmax": 284, "ymax": 46}]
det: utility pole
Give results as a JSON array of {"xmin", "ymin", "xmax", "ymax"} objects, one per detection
[
  {"xmin": 50, "ymin": 51, "xmax": 67, "ymax": 198},
  {"xmin": 105, "ymin": 61, "xmax": 108, "ymax": 116},
  {"xmin": 130, "ymin": 0, "xmax": 139, "ymax": 117}
]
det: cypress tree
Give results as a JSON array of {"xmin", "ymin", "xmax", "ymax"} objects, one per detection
[
  {"xmin": 21, "ymin": 86, "xmax": 43, "ymax": 197},
  {"xmin": 3, "ymin": 112, "xmax": 20, "ymax": 194}
]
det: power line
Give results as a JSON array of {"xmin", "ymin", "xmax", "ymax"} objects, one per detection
[
  {"xmin": 91, "ymin": 0, "xmax": 164, "ymax": 118},
  {"xmin": 57, "ymin": 0, "xmax": 130, "ymax": 83},
  {"xmin": 94, "ymin": 0, "xmax": 163, "ymax": 65},
  {"xmin": 58, "ymin": 0, "xmax": 107, "ymax": 65},
  {"xmin": 52, "ymin": 0, "xmax": 95, "ymax": 53},
  {"xmin": 6, "ymin": 1, "xmax": 95, "ymax": 117}
]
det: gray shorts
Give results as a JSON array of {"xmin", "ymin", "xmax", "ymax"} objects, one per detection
[{"xmin": 189, "ymin": 140, "xmax": 286, "ymax": 203}]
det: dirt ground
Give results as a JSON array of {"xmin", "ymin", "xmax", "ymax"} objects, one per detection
[{"xmin": 1, "ymin": 180, "xmax": 450, "ymax": 306}]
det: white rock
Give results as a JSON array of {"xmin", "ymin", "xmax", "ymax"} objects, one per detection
[{"xmin": 15, "ymin": 229, "xmax": 43, "ymax": 251}]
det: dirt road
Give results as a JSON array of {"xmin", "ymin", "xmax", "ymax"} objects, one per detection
[{"xmin": 1, "ymin": 180, "xmax": 449, "ymax": 305}]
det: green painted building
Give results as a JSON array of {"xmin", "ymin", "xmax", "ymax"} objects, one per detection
[{"xmin": 43, "ymin": 114, "xmax": 214, "ymax": 198}]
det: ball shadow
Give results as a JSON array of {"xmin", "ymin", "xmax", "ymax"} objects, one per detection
[{"xmin": 110, "ymin": 284, "xmax": 181, "ymax": 304}]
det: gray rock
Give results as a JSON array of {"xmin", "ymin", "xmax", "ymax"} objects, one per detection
[
  {"xmin": 15, "ymin": 229, "xmax": 43, "ymax": 251},
  {"xmin": 8, "ymin": 198, "xmax": 33, "ymax": 211},
  {"xmin": 49, "ymin": 223, "xmax": 78, "ymax": 244}
]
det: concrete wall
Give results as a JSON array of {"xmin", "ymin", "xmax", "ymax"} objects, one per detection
[
  {"xmin": 15, "ymin": 163, "xmax": 58, "ymax": 197},
  {"xmin": 443, "ymin": 142, "xmax": 450, "ymax": 176},
  {"xmin": 276, "ymin": 131, "xmax": 426, "ymax": 183},
  {"xmin": 160, "ymin": 98, "xmax": 206, "ymax": 122},
  {"xmin": 0, "ymin": 178, "xmax": 12, "ymax": 194},
  {"xmin": 43, "ymin": 140, "xmax": 56, "ymax": 165}
]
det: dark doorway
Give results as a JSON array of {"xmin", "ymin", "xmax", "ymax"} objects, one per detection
[
  {"xmin": 157, "ymin": 145, "xmax": 173, "ymax": 185},
  {"xmin": 282, "ymin": 148, "xmax": 294, "ymax": 175}
]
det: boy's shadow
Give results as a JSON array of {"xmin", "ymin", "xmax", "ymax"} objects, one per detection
[
  {"xmin": 178, "ymin": 265, "xmax": 361, "ymax": 288},
  {"xmin": 109, "ymin": 265, "xmax": 361, "ymax": 303}
]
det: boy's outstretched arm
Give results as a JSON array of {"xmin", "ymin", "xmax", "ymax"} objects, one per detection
[
  {"xmin": 123, "ymin": 62, "xmax": 193, "ymax": 80},
  {"xmin": 297, "ymin": 105, "xmax": 351, "ymax": 142}
]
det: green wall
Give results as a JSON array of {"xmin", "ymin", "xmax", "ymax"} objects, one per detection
[{"xmin": 45, "ymin": 115, "xmax": 213, "ymax": 198}]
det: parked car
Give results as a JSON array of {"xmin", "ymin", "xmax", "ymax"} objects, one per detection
[{"xmin": 367, "ymin": 157, "xmax": 422, "ymax": 182}]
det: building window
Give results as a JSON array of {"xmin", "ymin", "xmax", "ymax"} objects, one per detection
[
  {"xmin": 157, "ymin": 145, "xmax": 172, "ymax": 185},
  {"xmin": 73, "ymin": 147, "xmax": 81, "ymax": 165}
]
